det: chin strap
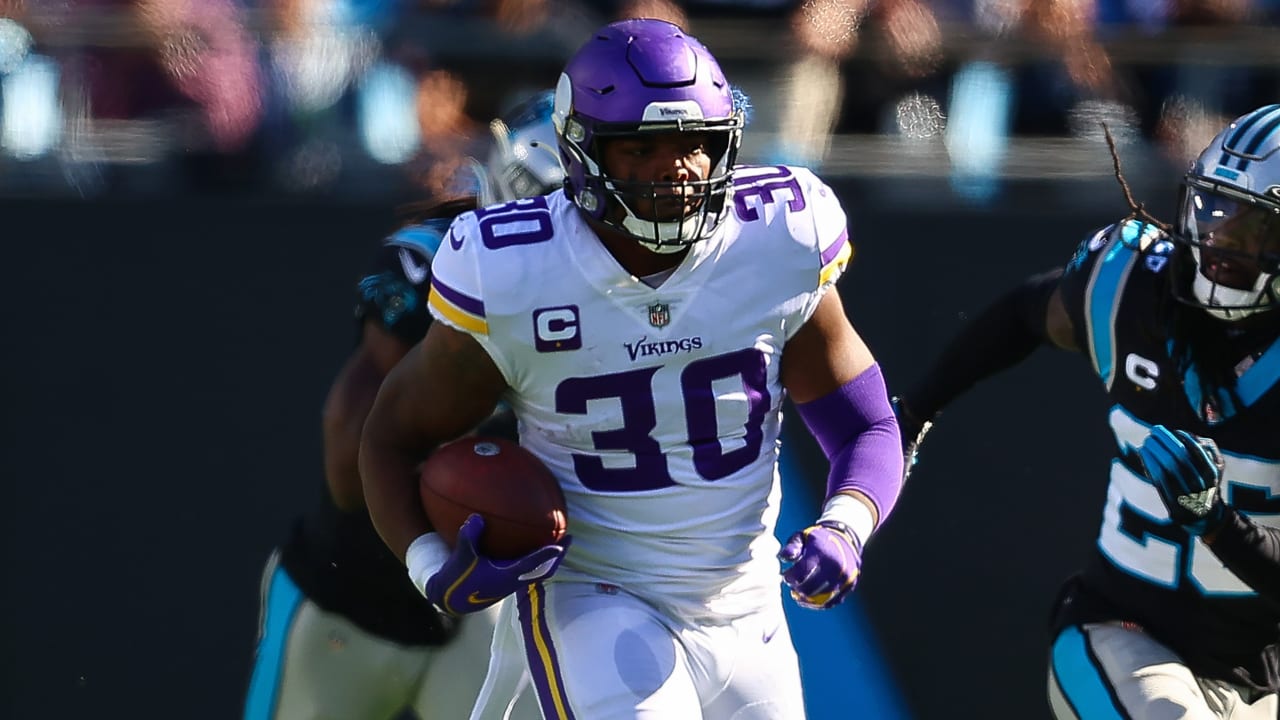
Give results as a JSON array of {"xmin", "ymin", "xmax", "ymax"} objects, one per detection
[
  {"xmin": 1190, "ymin": 267, "xmax": 1275, "ymax": 321},
  {"xmin": 614, "ymin": 191, "xmax": 703, "ymax": 249},
  {"xmin": 632, "ymin": 231, "xmax": 693, "ymax": 254},
  {"xmin": 1187, "ymin": 245, "xmax": 1280, "ymax": 319}
]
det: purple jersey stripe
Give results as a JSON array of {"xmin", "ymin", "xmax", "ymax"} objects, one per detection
[
  {"xmin": 429, "ymin": 277, "xmax": 486, "ymax": 317},
  {"xmin": 516, "ymin": 583, "xmax": 576, "ymax": 720},
  {"xmin": 820, "ymin": 229, "xmax": 850, "ymax": 266}
]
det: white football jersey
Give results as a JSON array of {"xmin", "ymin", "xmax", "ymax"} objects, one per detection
[{"xmin": 428, "ymin": 165, "xmax": 851, "ymax": 621}]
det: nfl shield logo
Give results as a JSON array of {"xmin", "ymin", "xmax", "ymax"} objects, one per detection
[{"xmin": 648, "ymin": 302, "xmax": 670, "ymax": 328}]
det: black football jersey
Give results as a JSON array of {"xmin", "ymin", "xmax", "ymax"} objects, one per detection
[
  {"xmin": 1054, "ymin": 218, "xmax": 1280, "ymax": 691},
  {"xmin": 278, "ymin": 218, "xmax": 458, "ymax": 645}
]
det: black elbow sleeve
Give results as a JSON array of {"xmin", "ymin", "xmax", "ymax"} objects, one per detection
[
  {"xmin": 905, "ymin": 268, "xmax": 1063, "ymax": 420},
  {"xmin": 1014, "ymin": 269, "xmax": 1063, "ymax": 340}
]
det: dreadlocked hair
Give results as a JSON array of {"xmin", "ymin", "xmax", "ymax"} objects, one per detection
[
  {"xmin": 1101, "ymin": 124, "xmax": 1170, "ymax": 235},
  {"xmin": 1101, "ymin": 123, "xmax": 1244, "ymax": 409}
]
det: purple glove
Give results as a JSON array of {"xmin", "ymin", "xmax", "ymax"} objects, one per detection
[
  {"xmin": 425, "ymin": 514, "xmax": 572, "ymax": 616},
  {"xmin": 778, "ymin": 521, "xmax": 862, "ymax": 610}
]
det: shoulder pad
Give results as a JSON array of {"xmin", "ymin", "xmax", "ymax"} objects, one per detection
[
  {"xmin": 1112, "ymin": 217, "xmax": 1170, "ymax": 252},
  {"xmin": 1076, "ymin": 218, "xmax": 1171, "ymax": 391},
  {"xmin": 731, "ymin": 164, "xmax": 851, "ymax": 287},
  {"xmin": 426, "ymin": 196, "xmax": 557, "ymax": 336},
  {"xmin": 1067, "ymin": 219, "xmax": 1170, "ymax": 272}
]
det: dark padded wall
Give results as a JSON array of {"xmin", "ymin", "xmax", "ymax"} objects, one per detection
[{"xmin": 2, "ymin": 179, "xmax": 1173, "ymax": 719}]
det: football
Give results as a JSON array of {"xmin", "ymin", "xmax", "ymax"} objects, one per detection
[{"xmin": 419, "ymin": 436, "xmax": 568, "ymax": 560}]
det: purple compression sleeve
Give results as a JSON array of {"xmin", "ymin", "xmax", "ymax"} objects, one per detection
[{"xmin": 794, "ymin": 363, "xmax": 904, "ymax": 521}]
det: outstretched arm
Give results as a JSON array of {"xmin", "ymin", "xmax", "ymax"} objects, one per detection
[{"xmin": 897, "ymin": 269, "xmax": 1074, "ymax": 431}]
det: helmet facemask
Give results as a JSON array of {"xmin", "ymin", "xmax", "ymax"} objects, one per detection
[
  {"xmin": 560, "ymin": 110, "xmax": 743, "ymax": 253},
  {"xmin": 1174, "ymin": 177, "xmax": 1280, "ymax": 321}
]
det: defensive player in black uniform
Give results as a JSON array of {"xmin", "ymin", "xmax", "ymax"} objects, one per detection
[
  {"xmin": 243, "ymin": 92, "xmax": 562, "ymax": 720},
  {"xmin": 895, "ymin": 105, "xmax": 1280, "ymax": 719}
]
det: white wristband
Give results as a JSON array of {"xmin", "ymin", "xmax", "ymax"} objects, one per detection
[
  {"xmin": 818, "ymin": 493, "xmax": 875, "ymax": 549},
  {"xmin": 405, "ymin": 532, "xmax": 451, "ymax": 597}
]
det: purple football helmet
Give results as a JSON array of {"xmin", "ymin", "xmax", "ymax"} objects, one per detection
[{"xmin": 553, "ymin": 19, "xmax": 744, "ymax": 251}]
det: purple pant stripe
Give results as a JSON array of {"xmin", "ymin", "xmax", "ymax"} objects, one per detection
[{"xmin": 516, "ymin": 583, "xmax": 576, "ymax": 720}]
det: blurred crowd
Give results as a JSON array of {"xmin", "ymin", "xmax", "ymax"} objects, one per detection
[{"xmin": 1, "ymin": 0, "xmax": 1278, "ymax": 198}]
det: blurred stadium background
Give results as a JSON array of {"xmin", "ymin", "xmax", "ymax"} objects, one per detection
[{"xmin": 3, "ymin": 1, "xmax": 1279, "ymax": 718}]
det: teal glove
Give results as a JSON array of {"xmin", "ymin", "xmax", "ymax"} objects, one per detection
[{"xmin": 1138, "ymin": 425, "xmax": 1227, "ymax": 535}]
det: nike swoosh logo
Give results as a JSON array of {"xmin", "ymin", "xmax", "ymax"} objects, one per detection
[
  {"xmin": 762, "ymin": 622, "xmax": 780, "ymax": 643},
  {"xmin": 398, "ymin": 248, "xmax": 428, "ymax": 285},
  {"xmin": 448, "ymin": 230, "xmax": 464, "ymax": 251},
  {"xmin": 468, "ymin": 590, "xmax": 503, "ymax": 605}
]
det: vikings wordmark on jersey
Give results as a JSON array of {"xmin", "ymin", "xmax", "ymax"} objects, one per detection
[{"xmin": 428, "ymin": 165, "xmax": 851, "ymax": 621}]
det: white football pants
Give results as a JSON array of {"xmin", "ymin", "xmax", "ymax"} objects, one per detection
[
  {"xmin": 1049, "ymin": 622, "xmax": 1278, "ymax": 720},
  {"xmin": 471, "ymin": 580, "xmax": 807, "ymax": 720}
]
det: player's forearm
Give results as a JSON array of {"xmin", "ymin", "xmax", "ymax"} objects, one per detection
[
  {"xmin": 323, "ymin": 348, "xmax": 386, "ymax": 511},
  {"xmin": 1205, "ymin": 510, "xmax": 1280, "ymax": 603},
  {"xmin": 359, "ymin": 419, "xmax": 434, "ymax": 563},
  {"xmin": 903, "ymin": 269, "xmax": 1062, "ymax": 419},
  {"xmin": 797, "ymin": 363, "xmax": 903, "ymax": 542},
  {"xmin": 323, "ymin": 424, "xmax": 366, "ymax": 512}
]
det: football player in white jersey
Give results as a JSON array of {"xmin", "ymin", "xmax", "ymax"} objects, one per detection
[{"xmin": 360, "ymin": 19, "xmax": 905, "ymax": 720}]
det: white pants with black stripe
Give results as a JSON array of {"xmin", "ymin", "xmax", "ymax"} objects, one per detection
[{"xmin": 1049, "ymin": 622, "xmax": 1278, "ymax": 720}]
